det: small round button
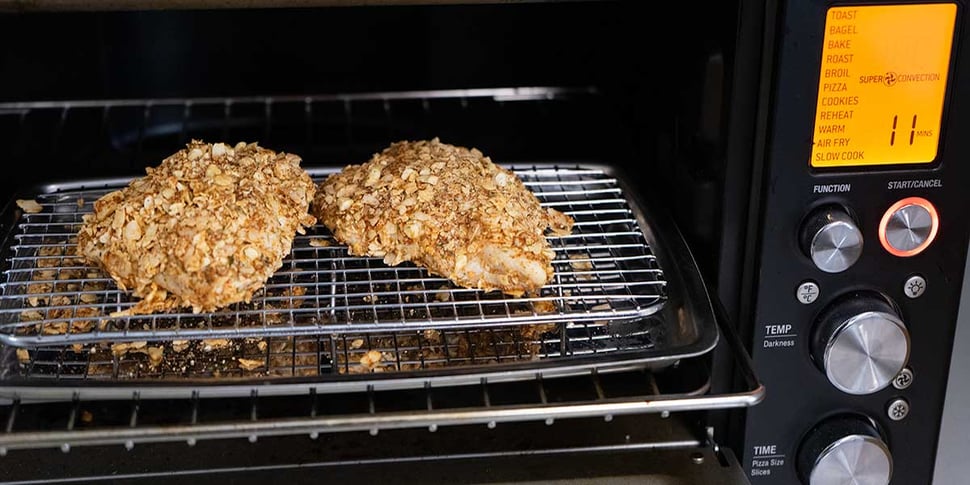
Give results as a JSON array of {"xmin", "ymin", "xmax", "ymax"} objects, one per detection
[
  {"xmin": 904, "ymin": 275, "xmax": 926, "ymax": 299},
  {"xmin": 879, "ymin": 197, "xmax": 939, "ymax": 257},
  {"xmin": 887, "ymin": 398, "xmax": 910, "ymax": 421},
  {"xmin": 892, "ymin": 368, "xmax": 914, "ymax": 390},
  {"xmin": 797, "ymin": 281, "xmax": 820, "ymax": 304}
]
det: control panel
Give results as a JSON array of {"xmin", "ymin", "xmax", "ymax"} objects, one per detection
[{"xmin": 741, "ymin": 2, "xmax": 970, "ymax": 483}]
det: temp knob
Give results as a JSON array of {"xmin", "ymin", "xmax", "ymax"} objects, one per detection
[
  {"xmin": 878, "ymin": 196, "xmax": 940, "ymax": 257},
  {"xmin": 812, "ymin": 292, "xmax": 910, "ymax": 395},
  {"xmin": 797, "ymin": 415, "xmax": 893, "ymax": 485},
  {"xmin": 800, "ymin": 205, "xmax": 864, "ymax": 273}
]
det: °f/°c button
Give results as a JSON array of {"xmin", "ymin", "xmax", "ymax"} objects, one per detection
[
  {"xmin": 797, "ymin": 281, "xmax": 820, "ymax": 304},
  {"xmin": 904, "ymin": 275, "xmax": 927, "ymax": 299}
]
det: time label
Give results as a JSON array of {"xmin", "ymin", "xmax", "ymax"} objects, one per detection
[{"xmin": 810, "ymin": 4, "xmax": 957, "ymax": 168}]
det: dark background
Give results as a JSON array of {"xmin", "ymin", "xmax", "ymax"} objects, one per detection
[{"xmin": 0, "ymin": 2, "xmax": 732, "ymax": 101}]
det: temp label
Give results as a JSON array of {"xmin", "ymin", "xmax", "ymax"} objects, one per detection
[
  {"xmin": 762, "ymin": 323, "xmax": 796, "ymax": 349},
  {"xmin": 810, "ymin": 4, "xmax": 956, "ymax": 167}
]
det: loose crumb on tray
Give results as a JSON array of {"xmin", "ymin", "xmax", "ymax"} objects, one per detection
[{"xmin": 16, "ymin": 199, "xmax": 42, "ymax": 213}]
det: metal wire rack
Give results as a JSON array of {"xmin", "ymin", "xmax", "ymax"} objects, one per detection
[
  {"xmin": 0, "ymin": 359, "xmax": 762, "ymax": 455},
  {"xmin": 0, "ymin": 166, "xmax": 666, "ymax": 347},
  {"xmin": 0, "ymin": 292, "xmax": 764, "ymax": 454}
]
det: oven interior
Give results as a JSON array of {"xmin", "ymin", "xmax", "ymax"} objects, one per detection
[{"xmin": 0, "ymin": 2, "xmax": 764, "ymax": 483}]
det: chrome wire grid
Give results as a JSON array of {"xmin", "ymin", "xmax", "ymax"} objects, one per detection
[
  {"xmin": 0, "ymin": 312, "xmax": 765, "ymax": 454},
  {"xmin": 0, "ymin": 364, "xmax": 727, "ymax": 454},
  {"xmin": 0, "ymin": 166, "xmax": 666, "ymax": 347}
]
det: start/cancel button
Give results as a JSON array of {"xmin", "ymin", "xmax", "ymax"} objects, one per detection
[{"xmin": 879, "ymin": 197, "xmax": 939, "ymax": 257}]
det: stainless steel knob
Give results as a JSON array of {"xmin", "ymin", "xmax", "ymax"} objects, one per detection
[
  {"xmin": 878, "ymin": 197, "xmax": 939, "ymax": 257},
  {"xmin": 800, "ymin": 205, "xmax": 863, "ymax": 273},
  {"xmin": 885, "ymin": 204, "xmax": 932, "ymax": 251},
  {"xmin": 797, "ymin": 415, "xmax": 892, "ymax": 485},
  {"xmin": 812, "ymin": 293, "xmax": 910, "ymax": 395}
]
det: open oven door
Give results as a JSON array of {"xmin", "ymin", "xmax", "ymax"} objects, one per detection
[
  {"xmin": 0, "ymin": 2, "xmax": 765, "ymax": 482},
  {"xmin": 0, "ymin": 90, "xmax": 763, "ymax": 483}
]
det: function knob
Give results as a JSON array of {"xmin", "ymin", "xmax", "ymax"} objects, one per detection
[
  {"xmin": 812, "ymin": 292, "xmax": 910, "ymax": 395},
  {"xmin": 800, "ymin": 205, "xmax": 864, "ymax": 273},
  {"xmin": 797, "ymin": 414, "xmax": 892, "ymax": 485},
  {"xmin": 879, "ymin": 197, "xmax": 939, "ymax": 257}
]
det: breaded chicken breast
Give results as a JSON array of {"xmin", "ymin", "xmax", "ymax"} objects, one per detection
[
  {"xmin": 77, "ymin": 141, "xmax": 316, "ymax": 315},
  {"xmin": 313, "ymin": 138, "xmax": 573, "ymax": 296}
]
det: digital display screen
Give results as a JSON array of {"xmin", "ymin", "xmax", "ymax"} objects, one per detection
[{"xmin": 810, "ymin": 3, "xmax": 957, "ymax": 168}]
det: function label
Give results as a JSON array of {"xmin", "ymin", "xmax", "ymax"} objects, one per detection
[{"xmin": 810, "ymin": 4, "xmax": 957, "ymax": 168}]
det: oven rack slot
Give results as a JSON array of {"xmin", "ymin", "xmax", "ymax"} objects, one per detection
[
  {"xmin": 0, "ymin": 357, "xmax": 761, "ymax": 454},
  {"xmin": 0, "ymin": 301, "xmax": 764, "ymax": 455},
  {"xmin": 0, "ymin": 166, "xmax": 666, "ymax": 347}
]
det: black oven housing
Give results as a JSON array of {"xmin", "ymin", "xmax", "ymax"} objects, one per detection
[{"xmin": 738, "ymin": 0, "xmax": 970, "ymax": 483}]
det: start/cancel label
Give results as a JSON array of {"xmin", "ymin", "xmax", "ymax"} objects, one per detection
[{"xmin": 810, "ymin": 4, "xmax": 957, "ymax": 168}]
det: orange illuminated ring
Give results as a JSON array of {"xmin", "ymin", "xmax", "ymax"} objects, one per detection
[{"xmin": 878, "ymin": 197, "xmax": 940, "ymax": 257}]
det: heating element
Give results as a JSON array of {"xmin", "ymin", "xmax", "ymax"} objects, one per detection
[{"xmin": 0, "ymin": 87, "xmax": 607, "ymax": 183}]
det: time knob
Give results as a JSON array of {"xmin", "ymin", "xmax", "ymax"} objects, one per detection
[
  {"xmin": 811, "ymin": 292, "xmax": 910, "ymax": 395},
  {"xmin": 797, "ymin": 414, "xmax": 892, "ymax": 485},
  {"xmin": 800, "ymin": 205, "xmax": 864, "ymax": 273}
]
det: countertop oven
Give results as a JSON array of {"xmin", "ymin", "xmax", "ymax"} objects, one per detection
[{"xmin": 0, "ymin": 1, "xmax": 967, "ymax": 484}]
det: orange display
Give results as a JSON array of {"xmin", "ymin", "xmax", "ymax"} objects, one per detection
[{"xmin": 810, "ymin": 3, "xmax": 957, "ymax": 168}]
